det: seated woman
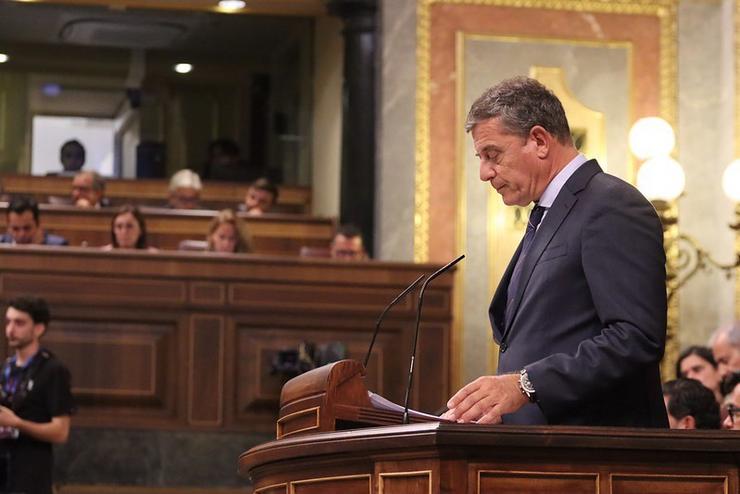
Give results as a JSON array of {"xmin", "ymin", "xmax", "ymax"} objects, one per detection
[
  {"xmin": 207, "ymin": 209, "xmax": 252, "ymax": 253},
  {"xmin": 102, "ymin": 205, "xmax": 157, "ymax": 251}
]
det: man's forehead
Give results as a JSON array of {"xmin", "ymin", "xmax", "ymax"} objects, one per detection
[
  {"xmin": 6, "ymin": 307, "xmax": 31, "ymax": 320},
  {"xmin": 8, "ymin": 211, "xmax": 35, "ymax": 223}
]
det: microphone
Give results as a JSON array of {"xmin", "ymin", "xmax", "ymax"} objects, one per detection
[
  {"xmin": 402, "ymin": 254, "xmax": 465, "ymax": 424},
  {"xmin": 363, "ymin": 274, "xmax": 426, "ymax": 368}
]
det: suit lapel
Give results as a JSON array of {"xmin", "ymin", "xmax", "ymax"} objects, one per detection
[{"xmin": 501, "ymin": 160, "xmax": 602, "ymax": 339}]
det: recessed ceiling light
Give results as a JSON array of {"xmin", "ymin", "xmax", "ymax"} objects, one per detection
[
  {"xmin": 174, "ymin": 63, "xmax": 193, "ymax": 74},
  {"xmin": 218, "ymin": 0, "xmax": 246, "ymax": 10},
  {"xmin": 0, "ymin": 54, "xmax": 8, "ymax": 63}
]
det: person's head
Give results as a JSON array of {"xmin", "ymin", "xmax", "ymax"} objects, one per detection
[
  {"xmin": 721, "ymin": 372, "xmax": 740, "ymax": 430},
  {"xmin": 207, "ymin": 209, "xmax": 252, "ymax": 253},
  {"xmin": 110, "ymin": 205, "xmax": 148, "ymax": 249},
  {"xmin": 662, "ymin": 378, "xmax": 720, "ymax": 430},
  {"xmin": 72, "ymin": 171, "xmax": 105, "ymax": 207},
  {"xmin": 244, "ymin": 177, "xmax": 278, "ymax": 215},
  {"xmin": 6, "ymin": 195, "xmax": 41, "ymax": 244},
  {"xmin": 5, "ymin": 296, "xmax": 51, "ymax": 353},
  {"xmin": 709, "ymin": 322, "xmax": 740, "ymax": 381},
  {"xmin": 330, "ymin": 224, "xmax": 367, "ymax": 260},
  {"xmin": 168, "ymin": 169, "xmax": 202, "ymax": 209},
  {"xmin": 466, "ymin": 76, "xmax": 576, "ymax": 207},
  {"xmin": 207, "ymin": 138, "xmax": 240, "ymax": 168},
  {"xmin": 60, "ymin": 139, "xmax": 85, "ymax": 172},
  {"xmin": 676, "ymin": 345, "xmax": 721, "ymax": 397}
]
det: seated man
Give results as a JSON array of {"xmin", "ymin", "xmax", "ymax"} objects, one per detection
[
  {"xmin": 1, "ymin": 196, "xmax": 68, "ymax": 246},
  {"xmin": 710, "ymin": 322, "xmax": 740, "ymax": 383},
  {"xmin": 59, "ymin": 139, "xmax": 85, "ymax": 174},
  {"xmin": 168, "ymin": 169, "xmax": 202, "ymax": 209},
  {"xmin": 663, "ymin": 378, "xmax": 720, "ymax": 429},
  {"xmin": 71, "ymin": 171, "xmax": 107, "ymax": 208},
  {"xmin": 330, "ymin": 224, "xmax": 367, "ymax": 260},
  {"xmin": 244, "ymin": 177, "xmax": 278, "ymax": 215},
  {"xmin": 721, "ymin": 372, "xmax": 740, "ymax": 430}
]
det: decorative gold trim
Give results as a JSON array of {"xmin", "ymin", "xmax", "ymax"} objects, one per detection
[
  {"xmin": 477, "ymin": 469, "xmax": 599, "ymax": 493},
  {"xmin": 414, "ymin": 0, "xmax": 678, "ymax": 262},
  {"xmin": 609, "ymin": 472, "xmax": 728, "ymax": 494},
  {"xmin": 379, "ymin": 470, "xmax": 432, "ymax": 494},
  {"xmin": 254, "ymin": 483, "xmax": 287, "ymax": 494},
  {"xmin": 276, "ymin": 406, "xmax": 320, "ymax": 439},
  {"xmin": 289, "ymin": 474, "xmax": 372, "ymax": 494}
]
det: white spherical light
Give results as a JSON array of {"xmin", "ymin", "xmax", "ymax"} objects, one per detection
[
  {"xmin": 637, "ymin": 156, "xmax": 685, "ymax": 201},
  {"xmin": 722, "ymin": 159, "xmax": 740, "ymax": 202},
  {"xmin": 629, "ymin": 117, "xmax": 676, "ymax": 160}
]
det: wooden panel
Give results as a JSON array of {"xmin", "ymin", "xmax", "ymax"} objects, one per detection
[
  {"xmin": 478, "ymin": 471, "xmax": 598, "ymax": 494},
  {"xmin": 189, "ymin": 315, "xmax": 224, "ymax": 426},
  {"xmin": 379, "ymin": 471, "xmax": 431, "ymax": 494},
  {"xmin": 611, "ymin": 474, "xmax": 727, "ymax": 494},
  {"xmin": 291, "ymin": 474, "xmax": 371, "ymax": 494},
  {"xmin": 254, "ymin": 485, "xmax": 287, "ymax": 494},
  {"xmin": 0, "ymin": 174, "xmax": 312, "ymax": 213},
  {"xmin": 190, "ymin": 282, "xmax": 225, "ymax": 305},
  {"xmin": 58, "ymin": 486, "xmax": 248, "ymax": 494}
]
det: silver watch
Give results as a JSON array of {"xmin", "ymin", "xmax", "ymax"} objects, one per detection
[{"xmin": 519, "ymin": 369, "xmax": 537, "ymax": 402}]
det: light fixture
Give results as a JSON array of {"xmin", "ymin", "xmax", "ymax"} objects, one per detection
[
  {"xmin": 0, "ymin": 53, "xmax": 9, "ymax": 64},
  {"xmin": 722, "ymin": 159, "xmax": 740, "ymax": 203},
  {"xmin": 636, "ymin": 156, "xmax": 686, "ymax": 202},
  {"xmin": 628, "ymin": 117, "xmax": 676, "ymax": 160},
  {"xmin": 173, "ymin": 63, "xmax": 193, "ymax": 74},
  {"xmin": 218, "ymin": 0, "xmax": 246, "ymax": 10}
]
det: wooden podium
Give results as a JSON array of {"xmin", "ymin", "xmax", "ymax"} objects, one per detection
[{"xmin": 240, "ymin": 360, "xmax": 740, "ymax": 494}]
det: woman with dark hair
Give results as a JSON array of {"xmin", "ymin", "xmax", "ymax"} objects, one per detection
[
  {"xmin": 102, "ymin": 205, "xmax": 155, "ymax": 251},
  {"xmin": 676, "ymin": 345, "xmax": 722, "ymax": 404}
]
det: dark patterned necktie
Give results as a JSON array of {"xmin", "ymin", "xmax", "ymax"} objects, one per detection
[{"xmin": 505, "ymin": 205, "xmax": 547, "ymax": 328}]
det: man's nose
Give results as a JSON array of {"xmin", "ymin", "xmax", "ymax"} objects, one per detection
[{"xmin": 479, "ymin": 162, "xmax": 494, "ymax": 182}]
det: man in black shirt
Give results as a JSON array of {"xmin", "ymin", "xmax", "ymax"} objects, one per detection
[{"xmin": 0, "ymin": 296, "xmax": 75, "ymax": 494}]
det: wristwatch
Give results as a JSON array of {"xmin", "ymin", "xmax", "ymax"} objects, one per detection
[{"xmin": 518, "ymin": 369, "xmax": 537, "ymax": 402}]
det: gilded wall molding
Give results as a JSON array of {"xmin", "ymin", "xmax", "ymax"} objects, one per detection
[{"xmin": 414, "ymin": 0, "xmax": 678, "ymax": 262}]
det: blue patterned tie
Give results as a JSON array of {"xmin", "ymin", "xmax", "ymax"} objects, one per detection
[{"xmin": 505, "ymin": 205, "xmax": 547, "ymax": 328}]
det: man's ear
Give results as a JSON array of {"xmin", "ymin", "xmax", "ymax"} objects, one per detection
[
  {"xmin": 677, "ymin": 415, "xmax": 696, "ymax": 430},
  {"xmin": 529, "ymin": 125, "xmax": 553, "ymax": 158},
  {"xmin": 33, "ymin": 322, "xmax": 46, "ymax": 340}
]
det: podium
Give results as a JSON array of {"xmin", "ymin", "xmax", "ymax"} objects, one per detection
[
  {"xmin": 240, "ymin": 360, "xmax": 740, "ymax": 494},
  {"xmin": 276, "ymin": 359, "xmax": 439, "ymax": 439}
]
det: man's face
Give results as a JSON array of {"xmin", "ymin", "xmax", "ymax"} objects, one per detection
[
  {"xmin": 712, "ymin": 334, "xmax": 740, "ymax": 380},
  {"xmin": 169, "ymin": 187, "xmax": 200, "ymax": 209},
  {"xmin": 473, "ymin": 117, "xmax": 548, "ymax": 207},
  {"xmin": 679, "ymin": 354, "xmax": 721, "ymax": 393},
  {"xmin": 6, "ymin": 210, "xmax": 39, "ymax": 244},
  {"xmin": 5, "ymin": 307, "xmax": 42, "ymax": 351},
  {"xmin": 245, "ymin": 188, "xmax": 275, "ymax": 214},
  {"xmin": 331, "ymin": 234, "xmax": 366, "ymax": 260},
  {"xmin": 61, "ymin": 145, "xmax": 84, "ymax": 172},
  {"xmin": 72, "ymin": 174, "xmax": 101, "ymax": 207}
]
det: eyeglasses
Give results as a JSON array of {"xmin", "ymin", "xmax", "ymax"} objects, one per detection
[{"xmin": 728, "ymin": 404, "xmax": 740, "ymax": 425}]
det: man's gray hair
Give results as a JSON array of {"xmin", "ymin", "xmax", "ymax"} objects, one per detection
[
  {"xmin": 169, "ymin": 169, "xmax": 203, "ymax": 192},
  {"xmin": 465, "ymin": 76, "xmax": 572, "ymax": 144},
  {"xmin": 708, "ymin": 321, "xmax": 740, "ymax": 347}
]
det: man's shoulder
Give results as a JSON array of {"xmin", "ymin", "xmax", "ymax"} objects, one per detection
[
  {"xmin": 42, "ymin": 232, "xmax": 69, "ymax": 246},
  {"xmin": 0, "ymin": 233, "xmax": 12, "ymax": 243}
]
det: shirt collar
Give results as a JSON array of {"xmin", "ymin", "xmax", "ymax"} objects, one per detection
[{"xmin": 537, "ymin": 153, "xmax": 588, "ymax": 208}]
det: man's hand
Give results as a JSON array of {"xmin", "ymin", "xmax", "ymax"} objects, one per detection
[
  {"xmin": 441, "ymin": 374, "xmax": 528, "ymax": 424},
  {"xmin": 0, "ymin": 406, "xmax": 21, "ymax": 428}
]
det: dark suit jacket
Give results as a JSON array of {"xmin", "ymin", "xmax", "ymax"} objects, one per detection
[{"xmin": 491, "ymin": 160, "xmax": 668, "ymax": 427}]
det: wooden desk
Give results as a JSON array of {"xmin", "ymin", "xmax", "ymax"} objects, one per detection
[
  {"xmin": 0, "ymin": 203, "xmax": 335, "ymax": 255},
  {"xmin": 0, "ymin": 247, "xmax": 453, "ymax": 434},
  {"xmin": 0, "ymin": 174, "xmax": 312, "ymax": 213},
  {"xmin": 240, "ymin": 423, "xmax": 740, "ymax": 494}
]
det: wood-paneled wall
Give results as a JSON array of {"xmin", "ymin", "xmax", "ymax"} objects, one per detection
[
  {"xmin": 0, "ymin": 203, "xmax": 335, "ymax": 255},
  {"xmin": 0, "ymin": 174, "xmax": 311, "ymax": 214},
  {"xmin": 0, "ymin": 247, "xmax": 453, "ymax": 434}
]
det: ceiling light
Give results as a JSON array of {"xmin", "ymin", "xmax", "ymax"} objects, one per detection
[
  {"xmin": 218, "ymin": 0, "xmax": 246, "ymax": 10},
  {"xmin": 0, "ymin": 54, "xmax": 8, "ymax": 64},
  {"xmin": 174, "ymin": 63, "xmax": 193, "ymax": 74}
]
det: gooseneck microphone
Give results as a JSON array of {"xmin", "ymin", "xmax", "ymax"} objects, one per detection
[
  {"xmin": 402, "ymin": 254, "xmax": 465, "ymax": 424},
  {"xmin": 363, "ymin": 274, "xmax": 426, "ymax": 368}
]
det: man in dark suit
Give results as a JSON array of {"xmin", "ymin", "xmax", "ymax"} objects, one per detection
[
  {"xmin": 442, "ymin": 77, "xmax": 668, "ymax": 427},
  {"xmin": 1, "ymin": 196, "xmax": 68, "ymax": 246}
]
